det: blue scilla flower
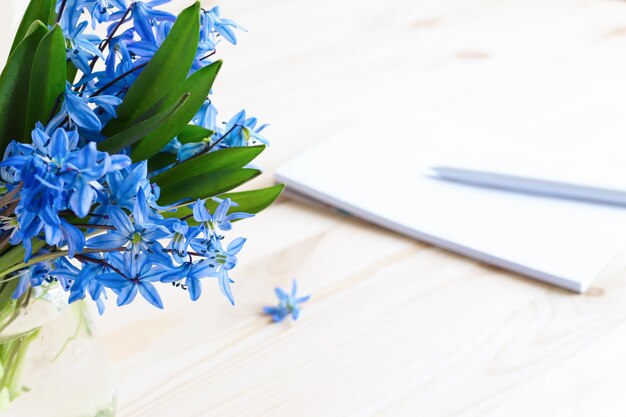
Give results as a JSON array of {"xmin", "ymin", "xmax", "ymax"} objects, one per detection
[
  {"xmin": 192, "ymin": 198, "xmax": 253, "ymax": 234},
  {"xmin": 176, "ymin": 140, "xmax": 210, "ymax": 162},
  {"xmin": 160, "ymin": 260, "xmax": 217, "ymax": 301},
  {"xmin": 59, "ymin": 218, "xmax": 86, "ymax": 258},
  {"xmin": 17, "ymin": 127, "xmax": 129, "ymax": 218},
  {"xmin": 96, "ymin": 161, "xmax": 148, "ymax": 212},
  {"xmin": 58, "ymin": 83, "xmax": 123, "ymax": 132},
  {"xmin": 53, "ymin": 256, "xmax": 108, "ymax": 314},
  {"xmin": 11, "ymin": 262, "xmax": 53, "ymax": 299},
  {"xmin": 192, "ymin": 100, "xmax": 218, "ymax": 131},
  {"xmin": 58, "ymin": 1, "xmax": 104, "ymax": 74},
  {"xmin": 202, "ymin": 6, "xmax": 246, "ymax": 46},
  {"xmin": 1, "ymin": 126, "xmax": 131, "ymax": 258},
  {"xmin": 131, "ymin": 0, "xmax": 175, "ymax": 44},
  {"xmin": 65, "ymin": 142, "xmax": 127, "ymax": 217},
  {"xmin": 262, "ymin": 279, "xmax": 311, "ymax": 323},
  {"xmin": 127, "ymin": 5, "xmax": 243, "ymax": 73},
  {"xmin": 97, "ymin": 252, "xmax": 171, "ymax": 308},
  {"xmin": 84, "ymin": 0, "xmax": 128, "ymax": 26},
  {"xmin": 127, "ymin": 20, "xmax": 171, "ymax": 66},
  {"xmin": 9, "ymin": 210, "xmax": 84, "ymax": 262},
  {"xmin": 0, "ymin": 142, "xmax": 21, "ymax": 184},
  {"xmin": 143, "ymin": 182, "xmax": 173, "ymax": 215},
  {"xmin": 77, "ymin": 31, "xmax": 136, "ymax": 97},
  {"xmin": 190, "ymin": 235, "xmax": 245, "ymax": 305},
  {"xmin": 161, "ymin": 138, "xmax": 181, "ymax": 155},
  {"xmin": 184, "ymin": 106, "xmax": 270, "ymax": 161},
  {"xmin": 217, "ymin": 110, "xmax": 270, "ymax": 149},
  {"xmin": 87, "ymin": 188, "xmax": 170, "ymax": 260},
  {"xmin": 105, "ymin": 31, "xmax": 134, "ymax": 77},
  {"xmin": 166, "ymin": 220, "xmax": 199, "ymax": 263}
]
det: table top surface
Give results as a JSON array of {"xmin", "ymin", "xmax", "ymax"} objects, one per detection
[{"xmin": 6, "ymin": 0, "xmax": 626, "ymax": 415}]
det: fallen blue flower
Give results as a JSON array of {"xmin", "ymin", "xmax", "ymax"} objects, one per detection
[{"xmin": 263, "ymin": 279, "xmax": 311, "ymax": 323}]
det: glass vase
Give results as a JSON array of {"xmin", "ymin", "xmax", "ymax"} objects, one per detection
[{"xmin": 0, "ymin": 285, "xmax": 116, "ymax": 417}]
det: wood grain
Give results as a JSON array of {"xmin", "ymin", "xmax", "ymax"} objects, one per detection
[
  {"xmin": 5, "ymin": 0, "xmax": 626, "ymax": 415},
  {"xmin": 106, "ymin": 0, "xmax": 626, "ymax": 415}
]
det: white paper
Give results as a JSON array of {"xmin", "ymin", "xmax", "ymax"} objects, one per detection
[{"xmin": 276, "ymin": 109, "xmax": 626, "ymax": 292}]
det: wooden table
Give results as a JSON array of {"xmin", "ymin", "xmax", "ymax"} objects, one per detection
[{"xmin": 7, "ymin": 0, "xmax": 626, "ymax": 415}]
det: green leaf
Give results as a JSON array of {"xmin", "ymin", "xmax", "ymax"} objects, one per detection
[
  {"xmin": 210, "ymin": 184, "xmax": 285, "ymax": 214},
  {"xmin": 0, "ymin": 21, "xmax": 48, "ymax": 152},
  {"xmin": 0, "ymin": 239, "xmax": 45, "ymax": 275},
  {"xmin": 152, "ymin": 145, "xmax": 265, "ymax": 186},
  {"xmin": 147, "ymin": 152, "xmax": 177, "ymax": 173},
  {"xmin": 66, "ymin": 61, "xmax": 78, "ymax": 84},
  {"xmin": 104, "ymin": 1, "xmax": 200, "ymax": 135},
  {"xmin": 0, "ymin": 281, "xmax": 17, "ymax": 317},
  {"xmin": 178, "ymin": 124, "xmax": 214, "ymax": 144},
  {"xmin": 146, "ymin": 125, "xmax": 215, "ymax": 173},
  {"xmin": 24, "ymin": 25, "xmax": 66, "ymax": 135},
  {"xmin": 158, "ymin": 168, "xmax": 261, "ymax": 205},
  {"xmin": 9, "ymin": 0, "xmax": 55, "ymax": 55},
  {"xmin": 98, "ymin": 93, "xmax": 190, "ymax": 154},
  {"xmin": 130, "ymin": 60, "xmax": 222, "ymax": 161},
  {"xmin": 163, "ymin": 184, "xmax": 285, "ymax": 223}
]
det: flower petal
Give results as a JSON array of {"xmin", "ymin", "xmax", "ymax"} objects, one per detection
[
  {"xmin": 218, "ymin": 268, "xmax": 234, "ymax": 305},
  {"xmin": 138, "ymin": 281, "xmax": 164, "ymax": 309},
  {"xmin": 117, "ymin": 284, "xmax": 138, "ymax": 306}
]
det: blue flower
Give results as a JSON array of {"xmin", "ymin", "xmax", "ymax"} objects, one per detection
[
  {"xmin": 97, "ymin": 161, "xmax": 148, "ymax": 212},
  {"xmin": 190, "ymin": 235, "xmax": 245, "ymax": 305},
  {"xmin": 126, "ymin": 6, "xmax": 243, "ymax": 73},
  {"xmin": 262, "ymin": 279, "xmax": 311, "ymax": 322},
  {"xmin": 192, "ymin": 198, "xmax": 253, "ymax": 234},
  {"xmin": 87, "ymin": 188, "xmax": 170, "ymax": 260},
  {"xmin": 202, "ymin": 6, "xmax": 245, "ymax": 46},
  {"xmin": 127, "ymin": 20, "xmax": 171, "ymax": 65},
  {"xmin": 165, "ymin": 220, "xmax": 200, "ymax": 263},
  {"xmin": 12, "ymin": 262, "xmax": 53, "ymax": 299},
  {"xmin": 218, "ymin": 110, "xmax": 270, "ymax": 148},
  {"xmin": 85, "ymin": 0, "xmax": 128, "ymax": 26},
  {"xmin": 60, "ymin": 218, "xmax": 85, "ymax": 258},
  {"xmin": 59, "ymin": 2, "xmax": 104, "ymax": 74},
  {"xmin": 7, "ymin": 209, "xmax": 42, "ymax": 262},
  {"xmin": 60, "ymin": 83, "xmax": 123, "ymax": 132},
  {"xmin": 161, "ymin": 138, "xmax": 181, "ymax": 155},
  {"xmin": 97, "ymin": 252, "xmax": 169, "ymax": 308},
  {"xmin": 177, "ymin": 109, "xmax": 269, "ymax": 160},
  {"xmin": 53, "ymin": 256, "xmax": 108, "ymax": 315},
  {"xmin": 84, "ymin": 31, "xmax": 137, "ymax": 97},
  {"xmin": 66, "ymin": 142, "xmax": 129, "ymax": 217},
  {"xmin": 0, "ymin": 126, "xmax": 129, "ymax": 258},
  {"xmin": 161, "ymin": 260, "xmax": 217, "ymax": 301},
  {"xmin": 177, "ymin": 141, "xmax": 210, "ymax": 162},
  {"xmin": 131, "ymin": 0, "xmax": 175, "ymax": 43},
  {"xmin": 183, "ymin": 261, "xmax": 216, "ymax": 301},
  {"xmin": 192, "ymin": 100, "xmax": 218, "ymax": 131}
]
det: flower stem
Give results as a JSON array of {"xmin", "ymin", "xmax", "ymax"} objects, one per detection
[
  {"xmin": 56, "ymin": 0, "xmax": 68, "ymax": 23},
  {"xmin": 90, "ymin": 62, "xmax": 147, "ymax": 97},
  {"xmin": 71, "ymin": 224, "xmax": 116, "ymax": 230},
  {"xmin": 0, "ymin": 328, "xmax": 39, "ymax": 403},
  {"xmin": 78, "ymin": 4, "xmax": 134, "ymax": 94},
  {"xmin": 0, "ymin": 185, "xmax": 21, "ymax": 211},
  {"xmin": 0, "ymin": 248, "xmax": 125, "ymax": 281},
  {"xmin": 75, "ymin": 254, "xmax": 128, "ymax": 279},
  {"xmin": 94, "ymin": 5, "xmax": 133, "ymax": 65}
]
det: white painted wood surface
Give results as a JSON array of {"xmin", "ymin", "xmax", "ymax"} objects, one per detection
[{"xmin": 5, "ymin": 0, "xmax": 626, "ymax": 415}]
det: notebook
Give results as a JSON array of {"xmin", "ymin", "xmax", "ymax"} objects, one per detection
[{"xmin": 275, "ymin": 109, "xmax": 626, "ymax": 292}]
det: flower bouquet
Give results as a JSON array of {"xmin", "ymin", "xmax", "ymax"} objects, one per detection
[{"xmin": 0, "ymin": 0, "xmax": 282, "ymax": 414}]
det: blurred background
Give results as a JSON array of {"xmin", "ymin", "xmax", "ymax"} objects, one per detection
[{"xmin": 4, "ymin": 0, "xmax": 626, "ymax": 416}]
